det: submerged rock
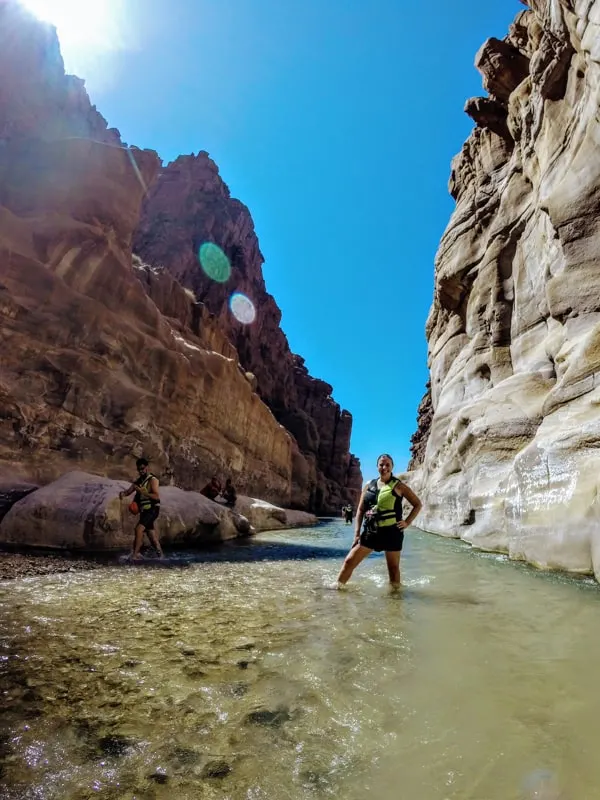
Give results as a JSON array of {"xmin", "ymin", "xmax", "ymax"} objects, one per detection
[
  {"xmin": 244, "ymin": 706, "xmax": 292, "ymax": 728},
  {"xmin": 200, "ymin": 759, "xmax": 232, "ymax": 779},
  {"xmin": 148, "ymin": 769, "xmax": 169, "ymax": 784},
  {"xmin": 171, "ymin": 746, "xmax": 201, "ymax": 766},
  {"xmin": 98, "ymin": 734, "xmax": 135, "ymax": 758}
]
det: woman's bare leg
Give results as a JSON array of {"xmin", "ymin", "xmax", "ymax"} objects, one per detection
[
  {"xmin": 385, "ymin": 550, "xmax": 401, "ymax": 590},
  {"xmin": 336, "ymin": 544, "xmax": 372, "ymax": 585}
]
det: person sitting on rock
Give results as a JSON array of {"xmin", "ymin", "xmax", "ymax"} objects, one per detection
[
  {"xmin": 119, "ymin": 458, "xmax": 163, "ymax": 560},
  {"xmin": 222, "ymin": 478, "xmax": 237, "ymax": 508},
  {"xmin": 200, "ymin": 476, "xmax": 222, "ymax": 500}
]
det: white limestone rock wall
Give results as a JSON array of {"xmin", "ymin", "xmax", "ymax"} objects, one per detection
[{"xmin": 414, "ymin": 0, "xmax": 600, "ymax": 578}]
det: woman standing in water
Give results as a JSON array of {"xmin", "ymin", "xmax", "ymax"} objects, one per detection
[{"xmin": 335, "ymin": 454, "xmax": 422, "ymax": 590}]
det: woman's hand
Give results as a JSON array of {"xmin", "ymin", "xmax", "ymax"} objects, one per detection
[{"xmin": 396, "ymin": 520, "xmax": 408, "ymax": 530}]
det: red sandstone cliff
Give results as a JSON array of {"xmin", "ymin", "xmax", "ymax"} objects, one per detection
[
  {"xmin": 133, "ymin": 152, "xmax": 362, "ymax": 511},
  {"xmin": 0, "ymin": 0, "xmax": 361, "ymax": 512}
]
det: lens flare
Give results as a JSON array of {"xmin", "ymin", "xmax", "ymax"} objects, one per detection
[
  {"xmin": 198, "ymin": 242, "xmax": 231, "ymax": 283},
  {"xmin": 229, "ymin": 293, "xmax": 256, "ymax": 324}
]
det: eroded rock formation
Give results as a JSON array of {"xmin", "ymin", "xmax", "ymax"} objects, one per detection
[
  {"xmin": 134, "ymin": 152, "xmax": 362, "ymax": 511},
  {"xmin": 412, "ymin": 0, "xmax": 600, "ymax": 578},
  {"xmin": 0, "ymin": 0, "xmax": 361, "ymax": 512}
]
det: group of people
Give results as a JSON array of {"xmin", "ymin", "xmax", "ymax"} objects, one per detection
[
  {"xmin": 118, "ymin": 460, "xmax": 238, "ymax": 561},
  {"xmin": 119, "ymin": 453, "xmax": 423, "ymax": 591},
  {"xmin": 199, "ymin": 475, "xmax": 237, "ymax": 507}
]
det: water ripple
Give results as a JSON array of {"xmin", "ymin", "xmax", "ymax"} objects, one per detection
[{"xmin": 0, "ymin": 522, "xmax": 597, "ymax": 798}]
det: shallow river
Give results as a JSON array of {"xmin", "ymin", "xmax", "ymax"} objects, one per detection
[{"xmin": 1, "ymin": 520, "xmax": 599, "ymax": 800}]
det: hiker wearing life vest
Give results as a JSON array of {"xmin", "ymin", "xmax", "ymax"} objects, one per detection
[
  {"xmin": 335, "ymin": 453, "xmax": 422, "ymax": 590},
  {"xmin": 119, "ymin": 458, "xmax": 164, "ymax": 560}
]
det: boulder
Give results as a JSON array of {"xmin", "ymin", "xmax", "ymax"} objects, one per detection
[
  {"xmin": 0, "ymin": 471, "xmax": 251, "ymax": 551},
  {"xmin": 234, "ymin": 496, "xmax": 318, "ymax": 531}
]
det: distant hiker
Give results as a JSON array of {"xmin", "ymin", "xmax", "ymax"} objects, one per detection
[
  {"xmin": 334, "ymin": 453, "xmax": 422, "ymax": 591},
  {"xmin": 343, "ymin": 504, "xmax": 353, "ymax": 524},
  {"xmin": 119, "ymin": 458, "xmax": 163, "ymax": 560},
  {"xmin": 222, "ymin": 478, "xmax": 237, "ymax": 508},
  {"xmin": 200, "ymin": 476, "xmax": 222, "ymax": 500}
]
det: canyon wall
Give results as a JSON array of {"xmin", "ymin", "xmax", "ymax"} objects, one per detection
[
  {"xmin": 411, "ymin": 0, "xmax": 600, "ymax": 578},
  {"xmin": 133, "ymin": 152, "xmax": 362, "ymax": 510},
  {"xmin": 0, "ymin": 1, "xmax": 361, "ymax": 511}
]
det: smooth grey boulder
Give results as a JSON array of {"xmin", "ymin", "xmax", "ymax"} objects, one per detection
[{"xmin": 0, "ymin": 470, "xmax": 251, "ymax": 551}]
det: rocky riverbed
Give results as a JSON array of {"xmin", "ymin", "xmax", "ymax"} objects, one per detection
[
  {"xmin": 0, "ymin": 551, "xmax": 105, "ymax": 581},
  {"xmin": 1, "ymin": 523, "xmax": 597, "ymax": 798}
]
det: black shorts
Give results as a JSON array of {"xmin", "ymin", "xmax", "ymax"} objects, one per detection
[
  {"xmin": 139, "ymin": 507, "xmax": 160, "ymax": 531},
  {"xmin": 360, "ymin": 524, "xmax": 404, "ymax": 552}
]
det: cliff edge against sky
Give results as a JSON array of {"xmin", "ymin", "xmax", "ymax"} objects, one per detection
[
  {"xmin": 0, "ymin": 0, "xmax": 361, "ymax": 513},
  {"xmin": 411, "ymin": 0, "xmax": 600, "ymax": 577}
]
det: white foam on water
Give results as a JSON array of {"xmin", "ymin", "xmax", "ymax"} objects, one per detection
[{"xmin": 403, "ymin": 575, "xmax": 434, "ymax": 587}]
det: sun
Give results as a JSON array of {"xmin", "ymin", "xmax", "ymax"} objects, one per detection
[{"xmin": 20, "ymin": 0, "xmax": 127, "ymax": 70}]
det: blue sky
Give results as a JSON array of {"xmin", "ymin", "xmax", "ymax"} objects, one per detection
[{"xmin": 49, "ymin": 0, "xmax": 523, "ymax": 476}]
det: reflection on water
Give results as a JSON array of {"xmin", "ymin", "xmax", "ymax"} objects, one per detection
[{"xmin": 0, "ymin": 520, "xmax": 597, "ymax": 799}]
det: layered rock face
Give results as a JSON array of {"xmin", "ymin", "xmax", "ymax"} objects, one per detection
[
  {"xmin": 134, "ymin": 153, "xmax": 362, "ymax": 511},
  {"xmin": 0, "ymin": 1, "xmax": 360, "ymax": 513},
  {"xmin": 0, "ymin": 2, "xmax": 298, "ymax": 506},
  {"xmin": 412, "ymin": 1, "xmax": 600, "ymax": 577}
]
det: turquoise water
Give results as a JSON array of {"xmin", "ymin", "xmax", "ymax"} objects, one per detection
[{"xmin": 0, "ymin": 520, "xmax": 597, "ymax": 799}]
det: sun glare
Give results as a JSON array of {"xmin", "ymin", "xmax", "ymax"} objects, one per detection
[{"xmin": 20, "ymin": 0, "xmax": 129, "ymax": 82}]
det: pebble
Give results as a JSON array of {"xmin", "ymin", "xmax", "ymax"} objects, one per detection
[
  {"xmin": 148, "ymin": 770, "xmax": 169, "ymax": 784},
  {"xmin": 201, "ymin": 759, "xmax": 232, "ymax": 779},
  {"xmin": 244, "ymin": 706, "xmax": 291, "ymax": 728}
]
